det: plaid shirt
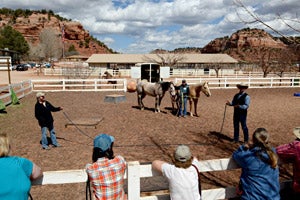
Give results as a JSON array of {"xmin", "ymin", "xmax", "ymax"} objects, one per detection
[
  {"xmin": 276, "ymin": 140, "xmax": 300, "ymax": 193},
  {"xmin": 86, "ymin": 156, "xmax": 126, "ymax": 200}
]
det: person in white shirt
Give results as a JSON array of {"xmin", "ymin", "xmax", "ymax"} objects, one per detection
[{"xmin": 152, "ymin": 145, "xmax": 201, "ymax": 200}]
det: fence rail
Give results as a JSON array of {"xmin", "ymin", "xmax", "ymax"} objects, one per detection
[
  {"xmin": 31, "ymin": 79, "xmax": 127, "ymax": 92},
  {"xmin": 1, "ymin": 77, "xmax": 299, "ymax": 109},
  {"xmin": 175, "ymin": 77, "xmax": 300, "ymax": 89},
  {"xmin": 31, "ymin": 158, "xmax": 291, "ymax": 200},
  {"xmin": 0, "ymin": 80, "xmax": 32, "ymax": 106}
]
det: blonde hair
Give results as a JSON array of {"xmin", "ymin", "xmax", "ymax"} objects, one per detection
[
  {"xmin": 253, "ymin": 128, "xmax": 278, "ymax": 169},
  {"xmin": 0, "ymin": 133, "xmax": 10, "ymax": 157}
]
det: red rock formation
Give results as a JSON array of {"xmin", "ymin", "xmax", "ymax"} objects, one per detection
[
  {"xmin": 0, "ymin": 12, "xmax": 112, "ymax": 56},
  {"xmin": 201, "ymin": 28, "xmax": 294, "ymax": 62}
]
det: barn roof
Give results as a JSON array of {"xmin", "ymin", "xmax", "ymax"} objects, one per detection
[{"xmin": 86, "ymin": 53, "xmax": 238, "ymax": 64}]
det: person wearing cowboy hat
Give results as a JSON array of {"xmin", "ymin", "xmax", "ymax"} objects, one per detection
[
  {"xmin": 226, "ymin": 82, "xmax": 250, "ymax": 144},
  {"xmin": 276, "ymin": 127, "xmax": 300, "ymax": 199},
  {"xmin": 34, "ymin": 92, "xmax": 63, "ymax": 150}
]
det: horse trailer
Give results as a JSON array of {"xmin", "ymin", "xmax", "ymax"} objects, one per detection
[{"xmin": 131, "ymin": 63, "xmax": 170, "ymax": 82}]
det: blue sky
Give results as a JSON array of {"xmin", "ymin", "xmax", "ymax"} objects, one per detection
[{"xmin": 0, "ymin": 0, "xmax": 299, "ymax": 53}]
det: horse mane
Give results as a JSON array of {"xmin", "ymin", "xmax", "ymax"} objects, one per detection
[{"xmin": 160, "ymin": 81, "xmax": 171, "ymax": 92}]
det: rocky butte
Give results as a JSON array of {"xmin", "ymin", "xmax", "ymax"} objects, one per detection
[{"xmin": 0, "ymin": 11, "xmax": 113, "ymax": 56}]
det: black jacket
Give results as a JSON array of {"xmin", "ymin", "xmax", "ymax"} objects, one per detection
[{"xmin": 35, "ymin": 100, "xmax": 60, "ymax": 127}]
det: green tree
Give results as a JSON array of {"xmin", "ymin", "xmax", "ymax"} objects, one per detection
[{"xmin": 0, "ymin": 25, "xmax": 29, "ymax": 56}]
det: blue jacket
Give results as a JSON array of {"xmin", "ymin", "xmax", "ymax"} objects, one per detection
[{"xmin": 233, "ymin": 145, "xmax": 280, "ymax": 200}]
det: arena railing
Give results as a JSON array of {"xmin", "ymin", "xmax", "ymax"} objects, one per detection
[
  {"xmin": 31, "ymin": 158, "xmax": 291, "ymax": 200},
  {"xmin": 0, "ymin": 80, "xmax": 32, "ymax": 106},
  {"xmin": 174, "ymin": 77, "xmax": 300, "ymax": 89},
  {"xmin": 1, "ymin": 76, "xmax": 299, "ymax": 109}
]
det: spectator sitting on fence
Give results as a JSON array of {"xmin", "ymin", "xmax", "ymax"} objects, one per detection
[
  {"xmin": 86, "ymin": 133, "xmax": 126, "ymax": 200},
  {"xmin": 0, "ymin": 133, "xmax": 43, "ymax": 199},
  {"xmin": 276, "ymin": 127, "xmax": 300, "ymax": 200},
  {"xmin": 152, "ymin": 144, "xmax": 201, "ymax": 200},
  {"xmin": 232, "ymin": 127, "xmax": 280, "ymax": 200}
]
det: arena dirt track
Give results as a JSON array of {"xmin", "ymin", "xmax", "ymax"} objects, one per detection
[{"xmin": 0, "ymin": 72, "xmax": 299, "ymax": 199}]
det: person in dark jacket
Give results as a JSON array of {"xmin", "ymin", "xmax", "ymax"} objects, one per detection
[
  {"xmin": 35, "ymin": 92, "xmax": 63, "ymax": 150},
  {"xmin": 226, "ymin": 82, "xmax": 250, "ymax": 144}
]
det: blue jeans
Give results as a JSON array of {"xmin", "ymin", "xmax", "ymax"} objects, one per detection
[
  {"xmin": 41, "ymin": 124, "xmax": 58, "ymax": 148},
  {"xmin": 179, "ymin": 96, "xmax": 188, "ymax": 116},
  {"xmin": 233, "ymin": 113, "xmax": 249, "ymax": 142}
]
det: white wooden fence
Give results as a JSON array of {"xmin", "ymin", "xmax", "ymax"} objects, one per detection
[
  {"xmin": 0, "ymin": 80, "xmax": 32, "ymax": 106},
  {"xmin": 31, "ymin": 158, "xmax": 291, "ymax": 200},
  {"xmin": 1, "ymin": 77, "xmax": 299, "ymax": 107},
  {"xmin": 29, "ymin": 77, "xmax": 300, "ymax": 92},
  {"xmin": 44, "ymin": 67, "xmax": 300, "ymax": 78},
  {"xmin": 175, "ymin": 77, "xmax": 300, "ymax": 89},
  {"xmin": 31, "ymin": 79, "xmax": 127, "ymax": 92}
]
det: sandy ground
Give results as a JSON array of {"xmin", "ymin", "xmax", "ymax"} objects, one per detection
[{"xmin": 0, "ymin": 70, "xmax": 299, "ymax": 199}]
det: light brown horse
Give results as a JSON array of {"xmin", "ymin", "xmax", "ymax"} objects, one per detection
[
  {"xmin": 189, "ymin": 81, "xmax": 211, "ymax": 116},
  {"xmin": 171, "ymin": 81, "xmax": 211, "ymax": 117}
]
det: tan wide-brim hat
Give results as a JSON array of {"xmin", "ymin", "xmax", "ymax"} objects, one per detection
[
  {"xmin": 293, "ymin": 127, "xmax": 300, "ymax": 139},
  {"xmin": 236, "ymin": 82, "xmax": 249, "ymax": 89}
]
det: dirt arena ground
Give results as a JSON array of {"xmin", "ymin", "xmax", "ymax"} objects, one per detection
[{"xmin": 0, "ymin": 70, "xmax": 299, "ymax": 199}]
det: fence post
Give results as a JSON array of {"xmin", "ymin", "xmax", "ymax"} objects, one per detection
[
  {"xmin": 124, "ymin": 79, "xmax": 127, "ymax": 92},
  {"xmin": 127, "ymin": 161, "xmax": 140, "ymax": 200},
  {"xmin": 63, "ymin": 80, "xmax": 65, "ymax": 91},
  {"xmin": 271, "ymin": 77, "xmax": 273, "ymax": 87}
]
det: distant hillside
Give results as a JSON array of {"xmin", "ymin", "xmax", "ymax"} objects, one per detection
[
  {"xmin": 0, "ymin": 8, "xmax": 114, "ymax": 57},
  {"xmin": 201, "ymin": 28, "xmax": 299, "ymax": 62}
]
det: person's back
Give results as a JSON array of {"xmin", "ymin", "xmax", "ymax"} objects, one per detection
[
  {"xmin": 232, "ymin": 128, "xmax": 280, "ymax": 200},
  {"xmin": 152, "ymin": 145, "xmax": 201, "ymax": 200},
  {"xmin": 162, "ymin": 159, "xmax": 200, "ymax": 200},
  {"xmin": 0, "ymin": 133, "xmax": 42, "ymax": 200},
  {"xmin": 86, "ymin": 133, "xmax": 126, "ymax": 200},
  {"xmin": 0, "ymin": 156, "xmax": 32, "ymax": 200},
  {"xmin": 276, "ymin": 127, "xmax": 300, "ymax": 197},
  {"xmin": 86, "ymin": 155, "xmax": 126, "ymax": 199},
  {"xmin": 233, "ymin": 146, "xmax": 279, "ymax": 199}
]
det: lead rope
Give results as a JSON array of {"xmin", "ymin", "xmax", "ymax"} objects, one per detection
[
  {"xmin": 29, "ymin": 193, "xmax": 33, "ymax": 200},
  {"xmin": 62, "ymin": 111, "xmax": 93, "ymax": 140}
]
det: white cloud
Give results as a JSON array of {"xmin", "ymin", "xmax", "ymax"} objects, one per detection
[
  {"xmin": 102, "ymin": 37, "xmax": 115, "ymax": 46},
  {"xmin": 0, "ymin": 0, "xmax": 299, "ymax": 53}
]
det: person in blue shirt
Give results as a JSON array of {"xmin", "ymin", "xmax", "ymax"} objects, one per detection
[
  {"xmin": 233, "ymin": 128, "xmax": 280, "ymax": 200},
  {"xmin": 178, "ymin": 79, "xmax": 189, "ymax": 117},
  {"xmin": 226, "ymin": 82, "xmax": 250, "ymax": 144},
  {"xmin": 0, "ymin": 133, "xmax": 43, "ymax": 200}
]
